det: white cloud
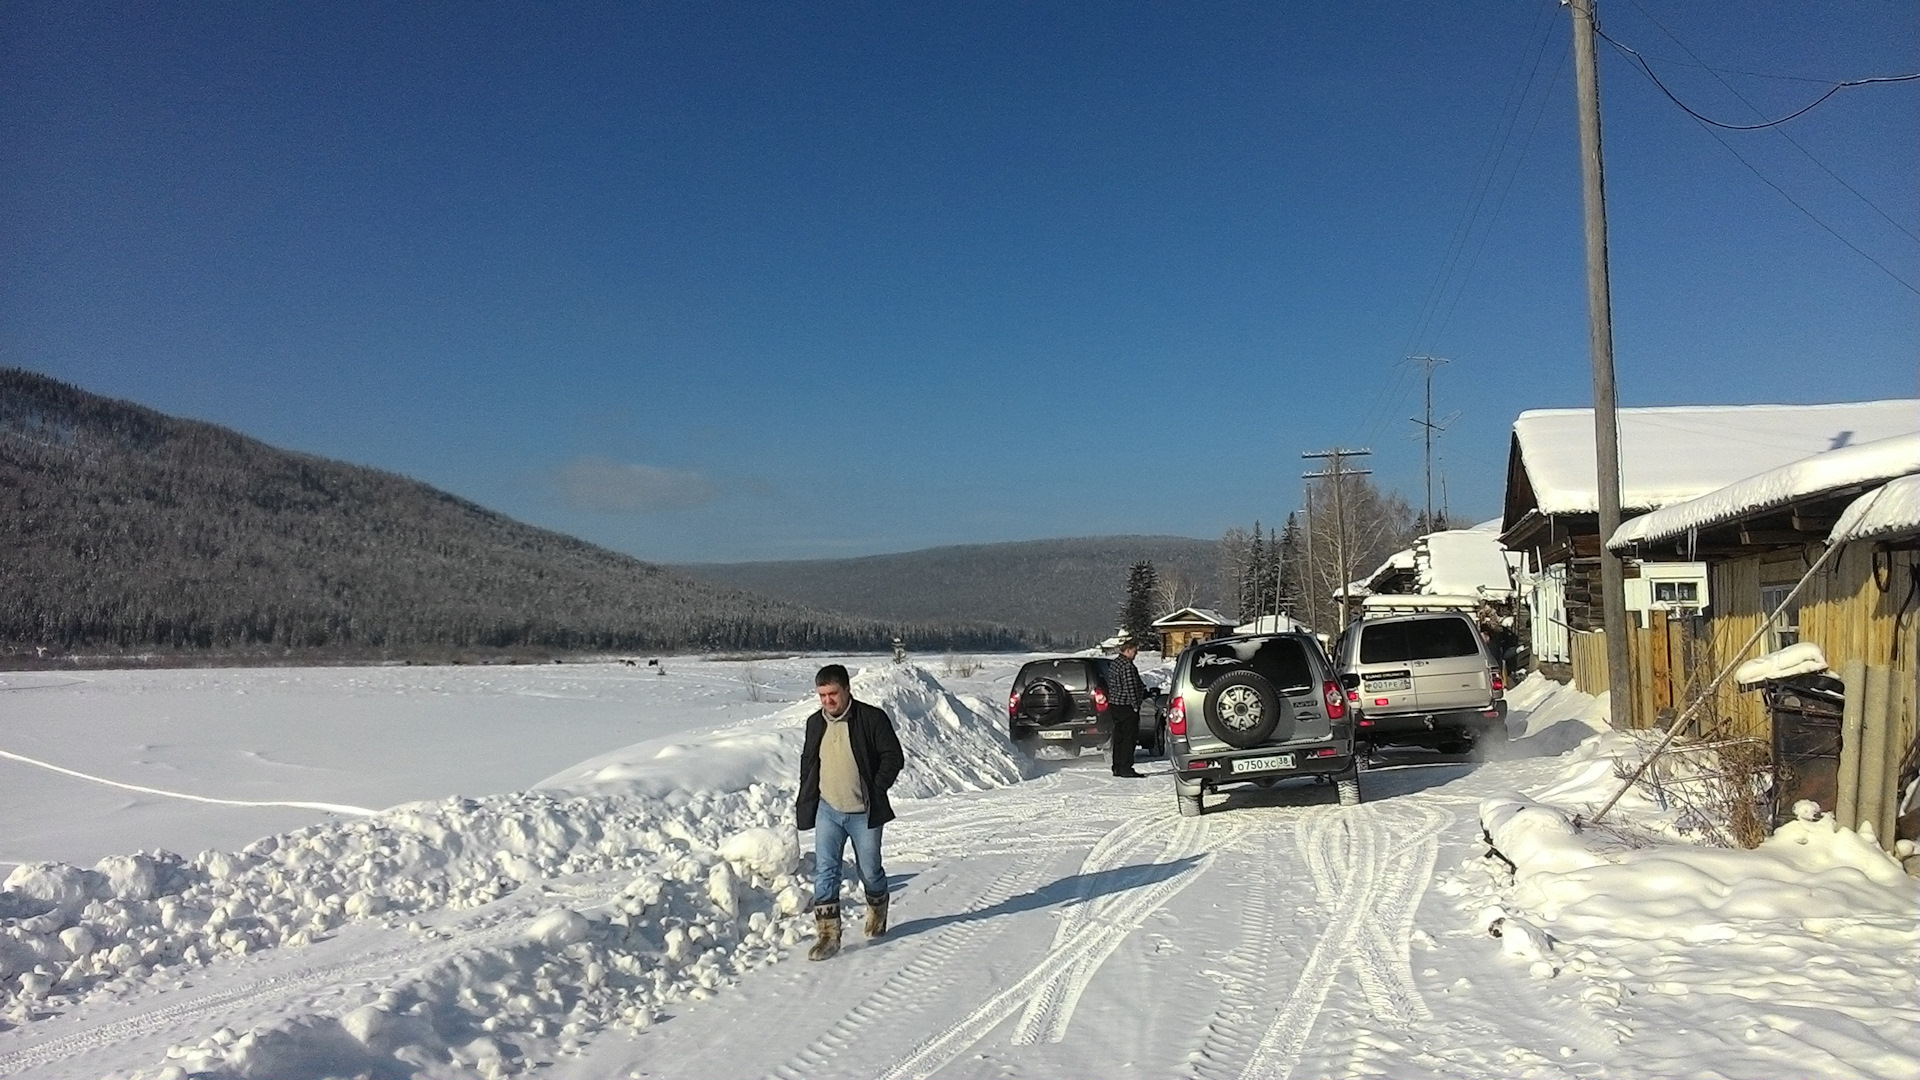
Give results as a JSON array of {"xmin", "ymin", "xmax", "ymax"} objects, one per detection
[{"xmin": 553, "ymin": 456, "xmax": 720, "ymax": 512}]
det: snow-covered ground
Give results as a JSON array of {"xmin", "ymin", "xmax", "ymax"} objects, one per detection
[{"xmin": 1, "ymin": 657, "xmax": 1915, "ymax": 1079}]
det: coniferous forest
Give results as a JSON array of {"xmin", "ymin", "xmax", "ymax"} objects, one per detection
[{"xmin": 0, "ymin": 370, "xmax": 1041, "ymax": 663}]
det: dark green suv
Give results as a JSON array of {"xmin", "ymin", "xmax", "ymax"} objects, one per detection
[{"xmin": 1010, "ymin": 656, "xmax": 1165, "ymax": 755}]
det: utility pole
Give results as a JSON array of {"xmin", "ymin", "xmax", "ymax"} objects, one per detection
[
  {"xmin": 1301, "ymin": 484, "xmax": 1319, "ymax": 632},
  {"xmin": 1407, "ymin": 355, "xmax": 1458, "ymax": 532},
  {"xmin": 1570, "ymin": 0, "xmax": 1634, "ymax": 728},
  {"xmin": 1303, "ymin": 448, "xmax": 1373, "ymax": 631}
]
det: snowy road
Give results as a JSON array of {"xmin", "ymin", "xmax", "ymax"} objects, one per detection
[
  {"xmin": 1, "ymin": 658, "xmax": 1914, "ymax": 1079},
  {"xmin": 545, "ymin": 754, "xmax": 1629, "ymax": 1080}
]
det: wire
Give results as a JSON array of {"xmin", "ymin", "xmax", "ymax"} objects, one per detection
[
  {"xmin": 1429, "ymin": 50, "xmax": 1570, "ymax": 346},
  {"xmin": 1686, "ymin": 110, "xmax": 1920, "ymax": 296},
  {"xmin": 1596, "ymin": 25, "xmax": 1920, "ymax": 131},
  {"xmin": 1621, "ymin": 0, "xmax": 1919, "ymax": 247}
]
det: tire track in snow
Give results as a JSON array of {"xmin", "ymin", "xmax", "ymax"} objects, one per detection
[
  {"xmin": 1331, "ymin": 804, "xmax": 1446, "ymax": 1027},
  {"xmin": 874, "ymin": 814, "xmax": 1234, "ymax": 1079},
  {"xmin": 1180, "ymin": 827, "xmax": 1289, "ymax": 1080},
  {"xmin": 762, "ymin": 853, "xmax": 1053, "ymax": 1080},
  {"xmin": 1011, "ymin": 814, "xmax": 1243, "ymax": 1045},
  {"xmin": 1231, "ymin": 800, "xmax": 1448, "ymax": 1080}
]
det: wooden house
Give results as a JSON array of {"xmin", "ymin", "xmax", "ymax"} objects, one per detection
[
  {"xmin": 1151, "ymin": 607, "xmax": 1237, "ymax": 657},
  {"xmin": 1607, "ymin": 434, "xmax": 1918, "ymax": 857},
  {"xmin": 1500, "ymin": 401, "xmax": 1918, "ymax": 682}
]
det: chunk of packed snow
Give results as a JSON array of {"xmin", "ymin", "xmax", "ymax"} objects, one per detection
[
  {"xmin": 1733, "ymin": 642, "xmax": 1830, "ymax": 686},
  {"xmin": 718, "ymin": 827, "xmax": 799, "ymax": 881}
]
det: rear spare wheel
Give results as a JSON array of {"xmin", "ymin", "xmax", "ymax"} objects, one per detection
[{"xmin": 1202, "ymin": 669, "xmax": 1289, "ymax": 748}]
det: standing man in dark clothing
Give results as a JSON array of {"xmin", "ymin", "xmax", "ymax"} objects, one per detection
[
  {"xmin": 796, "ymin": 664, "xmax": 905, "ymax": 960},
  {"xmin": 1106, "ymin": 637, "xmax": 1147, "ymax": 778}
]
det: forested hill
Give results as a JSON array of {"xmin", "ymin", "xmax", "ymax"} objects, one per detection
[
  {"xmin": 675, "ymin": 535, "xmax": 1226, "ymax": 643},
  {"xmin": 0, "ymin": 370, "xmax": 1038, "ymax": 660}
]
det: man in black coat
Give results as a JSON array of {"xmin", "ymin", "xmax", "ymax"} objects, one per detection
[{"xmin": 796, "ymin": 663, "xmax": 905, "ymax": 960}]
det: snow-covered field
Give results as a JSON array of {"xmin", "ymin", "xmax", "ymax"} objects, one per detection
[{"xmin": 1, "ymin": 655, "xmax": 1915, "ymax": 1079}]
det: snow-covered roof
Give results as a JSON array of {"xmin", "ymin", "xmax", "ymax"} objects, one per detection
[
  {"xmin": 1349, "ymin": 548, "xmax": 1417, "ymax": 595},
  {"xmin": 1610, "ymin": 432, "xmax": 1920, "ymax": 550},
  {"xmin": 1234, "ymin": 614, "xmax": 1306, "ymax": 635},
  {"xmin": 1151, "ymin": 606, "xmax": 1236, "ymax": 628},
  {"xmin": 1513, "ymin": 400, "xmax": 1918, "ymax": 517},
  {"xmin": 1418, "ymin": 530, "xmax": 1518, "ymax": 598},
  {"xmin": 1830, "ymin": 474, "xmax": 1920, "ymax": 545}
]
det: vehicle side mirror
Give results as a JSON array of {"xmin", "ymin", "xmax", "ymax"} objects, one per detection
[{"xmin": 1339, "ymin": 673, "xmax": 1360, "ymax": 691}]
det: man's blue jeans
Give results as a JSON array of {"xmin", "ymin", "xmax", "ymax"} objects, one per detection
[{"xmin": 813, "ymin": 801, "xmax": 887, "ymax": 907}]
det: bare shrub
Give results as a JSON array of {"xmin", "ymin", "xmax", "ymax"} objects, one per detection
[
  {"xmin": 942, "ymin": 651, "xmax": 981, "ymax": 678},
  {"xmin": 1611, "ymin": 735, "xmax": 1771, "ymax": 848}
]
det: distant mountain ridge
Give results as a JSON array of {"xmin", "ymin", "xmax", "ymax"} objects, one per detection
[
  {"xmin": 675, "ymin": 535, "xmax": 1227, "ymax": 643},
  {"xmin": 0, "ymin": 369, "xmax": 1040, "ymax": 660}
]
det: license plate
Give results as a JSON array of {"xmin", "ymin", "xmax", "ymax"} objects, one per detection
[
  {"xmin": 1365, "ymin": 677, "xmax": 1411, "ymax": 692},
  {"xmin": 1038, "ymin": 730, "xmax": 1075, "ymax": 740},
  {"xmin": 1230, "ymin": 753, "xmax": 1294, "ymax": 774}
]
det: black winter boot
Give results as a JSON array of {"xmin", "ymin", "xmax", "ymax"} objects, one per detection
[
  {"xmin": 808, "ymin": 903, "xmax": 842, "ymax": 961},
  {"xmin": 863, "ymin": 893, "xmax": 889, "ymax": 939}
]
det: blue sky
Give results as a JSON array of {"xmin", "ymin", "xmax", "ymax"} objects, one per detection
[{"xmin": 5, "ymin": 1, "xmax": 1914, "ymax": 562}]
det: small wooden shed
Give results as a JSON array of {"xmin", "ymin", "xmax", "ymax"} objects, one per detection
[{"xmin": 1152, "ymin": 607, "xmax": 1237, "ymax": 657}]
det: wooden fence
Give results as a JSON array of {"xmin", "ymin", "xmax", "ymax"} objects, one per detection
[{"xmin": 1568, "ymin": 613, "xmax": 1751, "ymax": 735}]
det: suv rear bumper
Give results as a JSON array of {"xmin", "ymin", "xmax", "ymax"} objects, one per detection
[
  {"xmin": 1171, "ymin": 738, "xmax": 1355, "ymax": 793},
  {"xmin": 1012, "ymin": 720, "xmax": 1112, "ymax": 749},
  {"xmin": 1355, "ymin": 700, "xmax": 1507, "ymax": 740}
]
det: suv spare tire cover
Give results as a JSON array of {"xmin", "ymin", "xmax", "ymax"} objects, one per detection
[
  {"xmin": 1202, "ymin": 669, "xmax": 1290, "ymax": 748},
  {"xmin": 1019, "ymin": 678, "xmax": 1069, "ymax": 722}
]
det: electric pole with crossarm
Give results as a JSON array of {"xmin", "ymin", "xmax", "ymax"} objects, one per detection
[{"xmin": 1302, "ymin": 447, "xmax": 1373, "ymax": 631}]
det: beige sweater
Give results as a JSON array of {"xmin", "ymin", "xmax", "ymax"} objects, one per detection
[{"xmin": 818, "ymin": 707, "xmax": 867, "ymax": 813}]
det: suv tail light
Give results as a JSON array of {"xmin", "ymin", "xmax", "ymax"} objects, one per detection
[
  {"xmin": 1008, "ymin": 691, "xmax": 1020, "ymax": 718},
  {"xmin": 1168, "ymin": 695, "xmax": 1187, "ymax": 736},
  {"xmin": 1092, "ymin": 685, "xmax": 1109, "ymax": 712},
  {"xmin": 1491, "ymin": 672, "xmax": 1505, "ymax": 696},
  {"xmin": 1323, "ymin": 681, "xmax": 1347, "ymax": 721}
]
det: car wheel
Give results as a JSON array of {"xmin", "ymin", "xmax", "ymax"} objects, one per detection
[
  {"xmin": 1202, "ymin": 670, "xmax": 1290, "ymax": 749},
  {"xmin": 1177, "ymin": 790, "xmax": 1204, "ymax": 817},
  {"xmin": 1018, "ymin": 678, "xmax": 1069, "ymax": 723},
  {"xmin": 1335, "ymin": 763, "xmax": 1363, "ymax": 806},
  {"xmin": 1149, "ymin": 720, "xmax": 1167, "ymax": 757}
]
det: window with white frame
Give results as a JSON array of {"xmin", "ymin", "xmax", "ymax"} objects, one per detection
[{"xmin": 1760, "ymin": 584, "xmax": 1800, "ymax": 651}]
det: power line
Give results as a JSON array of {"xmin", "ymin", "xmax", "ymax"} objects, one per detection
[
  {"xmin": 1687, "ymin": 108, "xmax": 1920, "ymax": 296},
  {"xmin": 1596, "ymin": 25, "xmax": 1920, "ymax": 131},
  {"xmin": 1404, "ymin": 1, "xmax": 1564, "ymax": 358},
  {"xmin": 1621, "ymin": 0, "xmax": 1919, "ymax": 247}
]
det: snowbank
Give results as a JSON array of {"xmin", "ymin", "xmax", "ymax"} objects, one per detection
[
  {"xmin": 1440, "ymin": 731, "xmax": 1920, "ymax": 1078},
  {"xmin": 1481, "ymin": 796, "xmax": 1913, "ymax": 930},
  {"xmin": 0, "ymin": 662, "xmax": 1037, "ymax": 1079},
  {"xmin": 536, "ymin": 661, "xmax": 1037, "ymax": 799}
]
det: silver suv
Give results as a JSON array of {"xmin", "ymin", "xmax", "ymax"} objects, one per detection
[
  {"xmin": 1333, "ymin": 612, "xmax": 1507, "ymax": 756},
  {"xmin": 1165, "ymin": 633, "xmax": 1360, "ymax": 816}
]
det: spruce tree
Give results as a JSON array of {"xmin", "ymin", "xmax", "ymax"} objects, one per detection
[
  {"xmin": 1276, "ymin": 513, "xmax": 1303, "ymax": 619},
  {"xmin": 1120, "ymin": 560, "xmax": 1158, "ymax": 646}
]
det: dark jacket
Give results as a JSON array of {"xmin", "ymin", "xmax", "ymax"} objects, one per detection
[{"xmin": 797, "ymin": 699, "xmax": 905, "ymax": 830}]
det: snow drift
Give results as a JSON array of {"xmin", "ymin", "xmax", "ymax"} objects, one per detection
[{"xmin": 0, "ymin": 662, "xmax": 1036, "ymax": 1079}]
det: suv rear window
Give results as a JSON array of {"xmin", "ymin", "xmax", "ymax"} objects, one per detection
[
  {"xmin": 1017, "ymin": 659, "xmax": 1100, "ymax": 690},
  {"xmin": 1357, "ymin": 617, "xmax": 1484, "ymax": 663},
  {"xmin": 1186, "ymin": 638, "xmax": 1316, "ymax": 693}
]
